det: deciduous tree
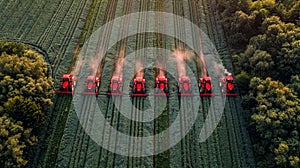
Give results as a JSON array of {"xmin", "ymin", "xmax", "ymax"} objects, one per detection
[{"xmin": 248, "ymin": 77, "xmax": 300, "ymax": 167}]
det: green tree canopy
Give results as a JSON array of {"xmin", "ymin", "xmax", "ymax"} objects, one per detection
[
  {"xmin": 247, "ymin": 77, "xmax": 300, "ymax": 167},
  {"xmin": 289, "ymin": 75, "xmax": 300, "ymax": 96},
  {"xmin": 237, "ymin": 18, "xmax": 300, "ymax": 83},
  {"xmin": 0, "ymin": 115, "xmax": 37, "ymax": 168},
  {"xmin": 0, "ymin": 41, "xmax": 54, "ymax": 167},
  {"xmin": 0, "ymin": 42, "xmax": 54, "ymax": 130}
]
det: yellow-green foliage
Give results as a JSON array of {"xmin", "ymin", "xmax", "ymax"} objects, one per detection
[
  {"xmin": 248, "ymin": 77, "xmax": 300, "ymax": 167},
  {"xmin": 0, "ymin": 41, "xmax": 54, "ymax": 167}
]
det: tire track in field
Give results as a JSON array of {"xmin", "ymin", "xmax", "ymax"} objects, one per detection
[
  {"xmin": 180, "ymin": 1, "xmax": 213, "ymax": 167},
  {"xmin": 39, "ymin": 95, "xmax": 73, "ymax": 167},
  {"xmin": 231, "ymin": 97, "xmax": 256, "ymax": 167},
  {"xmin": 169, "ymin": 1, "xmax": 183, "ymax": 167},
  {"xmin": 49, "ymin": 0, "xmax": 88, "ymax": 75},
  {"xmin": 73, "ymin": 95, "xmax": 103, "ymax": 168},
  {"xmin": 186, "ymin": 1, "xmax": 212, "ymax": 167},
  {"xmin": 0, "ymin": 1, "xmax": 30, "ymax": 34},
  {"xmin": 126, "ymin": 1, "xmax": 149, "ymax": 166},
  {"xmin": 228, "ymin": 97, "xmax": 254, "ymax": 167},
  {"xmin": 36, "ymin": 0, "xmax": 70, "ymax": 46},
  {"xmin": 171, "ymin": 1, "xmax": 202, "ymax": 167},
  {"xmin": 100, "ymin": 0, "xmax": 134, "ymax": 167},
  {"xmin": 199, "ymin": 0, "xmax": 256, "ymax": 167},
  {"xmin": 0, "ymin": 0, "xmax": 9, "ymax": 16},
  {"xmin": 16, "ymin": 1, "xmax": 48, "ymax": 40},
  {"xmin": 37, "ymin": 0, "xmax": 112, "ymax": 166},
  {"xmin": 33, "ymin": 0, "xmax": 90, "ymax": 80},
  {"xmin": 186, "ymin": 0, "xmax": 226, "ymax": 167},
  {"xmin": 57, "ymin": 0, "xmax": 121, "ymax": 167},
  {"xmin": 54, "ymin": 0, "xmax": 119, "ymax": 167},
  {"xmin": 92, "ymin": 1, "xmax": 125, "ymax": 167},
  {"xmin": 152, "ymin": 1, "xmax": 172, "ymax": 166},
  {"xmin": 34, "ymin": 0, "xmax": 105, "ymax": 167},
  {"xmin": 135, "ymin": 2, "xmax": 154, "ymax": 166}
]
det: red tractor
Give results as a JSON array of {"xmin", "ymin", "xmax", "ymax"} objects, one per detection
[
  {"xmin": 82, "ymin": 75, "xmax": 100, "ymax": 96},
  {"xmin": 132, "ymin": 77, "xmax": 147, "ymax": 97},
  {"xmin": 199, "ymin": 76, "xmax": 214, "ymax": 97},
  {"xmin": 219, "ymin": 73, "xmax": 238, "ymax": 96},
  {"xmin": 108, "ymin": 76, "xmax": 123, "ymax": 96},
  {"xmin": 178, "ymin": 76, "xmax": 192, "ymax": 96},
  {"xmin": 56, "ymin": 74, "xmax": 75, "ymax": 95},
  {"xmin": 155, "ymin": 77, "xmax": 169, "ymax": 96}
]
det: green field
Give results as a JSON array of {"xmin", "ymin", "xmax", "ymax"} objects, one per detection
[{"xmin": 0, "ymin": 0, "xmax": 256, "ymax": 167}]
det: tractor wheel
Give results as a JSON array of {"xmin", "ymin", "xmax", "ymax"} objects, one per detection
[
  {"xmin": 210, "ymin": 87, "xmax": 213, "ymax": 93},
  {"xmin": 164, "ymin": 88, "xmax": 169, "ymax": 93},
  {"xmin": 95, "ymin": 89, "xmax": 98, "ymax": 97},
  {"xmin": 133, "ymin": 88, "xmax": 136, "ymax": 93},
  {"xmin": 142, "ymin": 88, "xmax": 146, "ymax": 93}
]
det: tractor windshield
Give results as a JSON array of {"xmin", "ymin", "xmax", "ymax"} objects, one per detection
[
  {"xmin": 160, "ymin": 82, "xmax": 165, "ymax": 89},
  {"xmin": 62, "ymin": 80, "xmax": 69, "ymax": 88},
  {"xmin": 112, "ymin": 82, "xmax": 119, "ymax": 90},
  {"xmin": 136, "ymin": 82, "xmax": 142, "ymax": 91},
  {"xmin": 183, "ymin": 82, "xmax": 189, "ymax": 91},
  {"xmin": 87, "ymin": 80, "xmax": 94, "ymax": 89},
  {"xmin": 206, "ymin": 82, "xmax": 211, "ymax": 90},
  {"xmin": 227, "ymin": 81, "xmax": 234, "ymax": 90}
]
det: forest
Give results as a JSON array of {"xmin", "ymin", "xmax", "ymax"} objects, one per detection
[
  {"xmin": 0, "ymin": 41, "xmax": 54, "ymax": 167},
  {"xmin": 217, "ymin": 0, "xmax": 300, "ymax": 167}
]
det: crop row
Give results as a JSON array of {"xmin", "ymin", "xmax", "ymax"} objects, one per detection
[
  {"xmin": 55, "ymin": 1, "xmax": 132, "ymax": 167},
  {"xmin": 30, "ymin": 0, "xmax": 96, "ymax": 167},
  {"xmin": 1, "ymin": 0, "xmax": 258, "ymax": 167},
  {"xmin": 198, "ymin": 0, "xmax": 256, "ymax": 167}
]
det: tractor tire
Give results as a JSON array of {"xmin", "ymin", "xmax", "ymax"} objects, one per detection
[
  {"xmin": 200, "ymin": 87, "xmax": 204, "ymax": 93},
  {"xmin": 142, "ymin": 88, "xmax": 146, "ymax": 94},
  {"xmin": 164, "ymin": 88, "xmax": 169, "ymax": 93},
  {"xmin": 95, "ymin": 89, "xmax": 98, "ymax": 97},
  {"xmin": 133, "ymin": 88, "xmax": 136, "ymax": 93}
]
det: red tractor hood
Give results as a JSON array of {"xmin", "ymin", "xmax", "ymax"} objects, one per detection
[
  {"xmin": 227, "ymin": 82, "xmax": 234, "ymax": 90},
  {"xmin": 62, "ymin": 81, "xmax": 69, "ymax": 89},
  {"xmin": 87, "ymin": 81, "xmax": 93, "ymax": 89},
  {"xmin": 206, "ymin": 82, "xmax": 212, "ymax": 90}
]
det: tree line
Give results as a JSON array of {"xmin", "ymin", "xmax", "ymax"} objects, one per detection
[
  {"xmin": 0, "ymin": 41, "xmax": 54, "ymax": 167},
  {"xmin": 217, "ymin": 0, "xmax": 300, "ymax": 167}
]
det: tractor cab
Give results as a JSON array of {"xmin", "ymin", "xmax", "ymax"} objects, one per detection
[
  {"xmin": 56, "ymin": 74, "xmax": 75, "ymax": 95},
  {"xmin": 199, "ymin": 76, "xmax": 214, "ymax": 96},
  {"xmin": 132, "ymin": 77, "xmax": 147, "ymax": 97},
  {"xmin": 108, "ymin": 76, "xmax": 123, "ymax": 96},
  {"xmin": 178, "ymin": 76, "xmax": 192, "ymax": 96},
  {"xmin": 155, "ymin": 77, "xmax": 169, "ymax": 96},
  {"xmin": 219, "ymin": 72, "xmax": 238, "ymax": 96},
  {"xmin": 82, "ymin": 76, "xmax": 100, "ymax": 96}
]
